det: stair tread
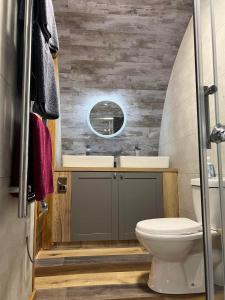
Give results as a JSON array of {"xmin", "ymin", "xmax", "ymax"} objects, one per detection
[
  {"xmin": 35, "ymin": 270, "xmax": 149, "ymax": 290},
  {"xmin": 37, "ymin": 247, "xmax": 148, "ymax": 260},
  {"xmin": 35, "ymin": 283, "xmax": 159, "ymax": 300},
  {"xmin": 35, "ymin": 283, "xmax": 207, "ymax": 300}
]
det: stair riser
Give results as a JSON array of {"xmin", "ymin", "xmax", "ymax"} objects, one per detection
[
  {"xmin": 36, "ymin": 262, "xmax": 151, "ymax": 277},
  {"xmin": 36, "ymin": 284, "xmax": 160, "ymax": 300}
]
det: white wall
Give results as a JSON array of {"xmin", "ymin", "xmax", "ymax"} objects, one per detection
[
  {"xmin": 159, "ymin": 0, "xmax": 225, "ymax": 219},
  {"xmin": 0, "ymin": 1, "xmax": 34, "ymax": 300}
]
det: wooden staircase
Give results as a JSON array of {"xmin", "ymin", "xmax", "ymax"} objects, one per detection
[{"xmin": 34, "ymin": 245, "xmax": 206, "ymax": 300}]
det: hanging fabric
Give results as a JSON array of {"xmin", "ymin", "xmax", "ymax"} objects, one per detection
[
  {"xmin": 28, "ymin": 112, "xmax": 54, "ymax": 201},
  {"xmin": 31, "ymin": 0, "xmax": 60, "ymax": 119},
  {"xmin": 38, "ymin": 0, "xmax": 59, "ymax": 54}
]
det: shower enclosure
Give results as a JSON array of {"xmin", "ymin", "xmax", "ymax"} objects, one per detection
[{"xmin": 193, "ymin": 0, "xmax": 225, "ymax": 299}]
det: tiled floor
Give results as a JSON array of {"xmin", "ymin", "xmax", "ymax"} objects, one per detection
[{"xmin": 34, "ymin": 245, "xmax": 217, "ymax": 300}]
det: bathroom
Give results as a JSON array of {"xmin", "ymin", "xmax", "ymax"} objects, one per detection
[{"xmin": 1, "ymin": 0, "xmax": 225, "ymax": 299}]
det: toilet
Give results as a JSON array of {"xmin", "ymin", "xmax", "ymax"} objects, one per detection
[{"xmin": 135, "ymin": 177, "xmax": 223, "ymax": 294}]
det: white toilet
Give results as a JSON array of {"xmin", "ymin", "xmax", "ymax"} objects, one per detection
[{"xmin": 135, "ymin": 177, "xmax": 223, "ymax": 294}]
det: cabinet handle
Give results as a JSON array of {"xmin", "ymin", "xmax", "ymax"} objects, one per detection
[{"xmin": 113, "ymin": 173, "xmax": 117, "ymax": 179}]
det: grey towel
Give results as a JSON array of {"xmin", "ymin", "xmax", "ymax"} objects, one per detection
[
  {"xmin": 31, "ymin": 22, "xmax": 59, "ymax": 119},
  {"xmin": 38, "ymin": 0, "xmax": 59, "ymax": 54},
  {"xmin": 19, "ymin": 0, "xmax": 60, "ymax": 119}
]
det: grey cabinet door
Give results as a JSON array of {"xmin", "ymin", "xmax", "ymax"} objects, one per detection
[
  {"xmin": 118, "ymin": 173, "xmax": 163, "ymax": 240},
  {"xmin": 71, "ymin": 172, "xmax": 118, "ymax": 241}
]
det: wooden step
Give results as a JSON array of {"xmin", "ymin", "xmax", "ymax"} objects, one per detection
[
  {"xmin": 35, "ymin": 270, "xmax": 149, "ymax": 290},
  {"xmin": 35, "ymin": 247, "xmax": 151, "ymax": 277},
  {"xmin": 34, "ymin": 246, "xmax": 208, "ymax": 300},
  {"xmin": 35, "ymin": 260, "xmax": 151, "ymax": 277},
  {"xmin": 35, "ymin": 283, "xmax": 207, "ymax": 300},
  {"xmin": 35, "ymin": 284, "xmax": 159, "ymax": 300},
  {"xmin": 36, "ymin": 246, "xmax": 148, "ymax": 259}
]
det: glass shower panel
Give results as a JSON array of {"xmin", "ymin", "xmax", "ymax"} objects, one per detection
[
  {"xmin": 196, "ymin": 0, "xmax": 225, "ymax": 299},
  {"xmin": 211, "ymin": 0, "xmax": 225, "ymax": 298},
  {"xmin": 193, "ymin": 0, "xmax": 225, "ymax": 298}
]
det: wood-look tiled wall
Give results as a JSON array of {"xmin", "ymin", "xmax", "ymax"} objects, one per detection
[{"xmin": 53, "ymin": 0, "xmax": 193, "ymax": 156}]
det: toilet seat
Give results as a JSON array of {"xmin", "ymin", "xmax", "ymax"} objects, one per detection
[
  {"xmin": 135, "ymin": 228, "xmax": 203, "ymax": 242},
  {"xmin": 136, "ymin": 218, "xmax": 202, "ymax": 235}
]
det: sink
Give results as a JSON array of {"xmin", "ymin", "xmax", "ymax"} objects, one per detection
[
  {"xmin": 119, "ymin": 156, "xmax": 170, "ymax": 168},
  {"xmin": 62, "ymin": 155, "xmax": 114, "ymax": 168}
]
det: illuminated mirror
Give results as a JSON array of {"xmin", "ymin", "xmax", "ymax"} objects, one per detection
[{"xmin": 88, "ymin": 101, "xmax": 126, "ymax": 138}]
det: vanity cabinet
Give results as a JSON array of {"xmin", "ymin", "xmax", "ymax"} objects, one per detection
[{"xmin": 70, "ymin": 172, "xmax": 163, "ymax": 241}]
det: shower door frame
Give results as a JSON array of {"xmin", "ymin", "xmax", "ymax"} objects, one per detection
[{"xmin": 193, "ymin": 0, "xmax": 225, "ymax": 299}]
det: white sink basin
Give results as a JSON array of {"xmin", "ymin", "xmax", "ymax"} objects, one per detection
[
  {"xmin": 119, "ymin": 156, "xmax": 170, "ymax": 168},
  {"xmin": 62, "ymin": 155, "xmax": 114, "ymax": 168}
]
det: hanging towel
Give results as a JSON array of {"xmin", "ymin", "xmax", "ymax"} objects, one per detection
[
  {"xmin": 19, "ymin": 0, "xmax": 59, "ymax": 54},
  {"xmin": 38, "ymin": 0, "xmax": 59, "ymax": 54},
  {"xmin": 29, "ymin": 113, "xmax": 53, "ymax": 201},
  {"xmin": 19, "ymin": 0, "xmax": 60, "ymax": 119},
  {"xmin": 31, "ymin": 21, "xmax": 59, "ymax": 119}
]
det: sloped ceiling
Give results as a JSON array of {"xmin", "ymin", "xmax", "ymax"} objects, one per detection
[{"xmin": 53, "ymin": 0, "xmax": 193, "ymax": 155}]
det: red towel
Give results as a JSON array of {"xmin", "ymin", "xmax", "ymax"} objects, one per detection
[{"xmin": 29, "ymin": 113, "xmax": 53, "ymax": 200}]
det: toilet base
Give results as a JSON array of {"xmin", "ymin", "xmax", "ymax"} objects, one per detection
[{"xmin": 148, "ymin": 254, "xmax": 205, "ymax": 294}]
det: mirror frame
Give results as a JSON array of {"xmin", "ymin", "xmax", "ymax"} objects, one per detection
[{"xmin": 87, "ymin": 100, "xmax": 127, "ymax": 138}]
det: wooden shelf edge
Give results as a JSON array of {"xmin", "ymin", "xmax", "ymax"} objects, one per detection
[{"xmin": 54, "ymin": 167, "xmax": 178, "ymax": 173}]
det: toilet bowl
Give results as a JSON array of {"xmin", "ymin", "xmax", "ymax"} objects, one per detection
[
  {"xmin": 135, "ymin": 177, "xmax": 224, "ymax": 294},
  {"xmin": 136, "ymin": 218, "xmax": 206, "ymax": 294}
]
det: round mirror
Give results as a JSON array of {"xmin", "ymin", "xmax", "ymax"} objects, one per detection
[{"xmin": 88, "ymin": 101, "xmax": 126, "ymax": 138}]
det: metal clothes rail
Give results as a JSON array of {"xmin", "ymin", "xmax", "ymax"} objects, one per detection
[{"xmin": 18, "ymin": 0, "xmax": 33, "ymax": 218}]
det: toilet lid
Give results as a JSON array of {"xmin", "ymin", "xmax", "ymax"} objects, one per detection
[{"xmin": 136, "ymin": 218, "xmax": 202, "ymax": 235}]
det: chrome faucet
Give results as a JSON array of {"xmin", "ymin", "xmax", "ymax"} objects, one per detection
[
  {"xmin": 134, "ymin": 145, "xmax": 141, "ymax": 156},
  {"xmin": 114, "ymin": 150, "xmax": 122, "ymax": 167},
  {"xmin": 114, "ymin": 150, "xmax": 122, "ymax": 157},
  {"xmin": 86, "ymin": 145, "xmax": 91, "ymax": 156}
]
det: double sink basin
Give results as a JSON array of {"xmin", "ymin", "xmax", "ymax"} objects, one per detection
[{"xmin": 62, "ymin": 155, "xmax": 170, "ymax": 168}]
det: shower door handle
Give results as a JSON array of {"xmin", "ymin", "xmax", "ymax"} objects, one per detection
[
  {"xmin": 210, "ymin": 123, "xmax": 225, "ymax": 144},
  {"xmin": 204, "ymin": 85, "xmax": 217, "ymax": 149}
]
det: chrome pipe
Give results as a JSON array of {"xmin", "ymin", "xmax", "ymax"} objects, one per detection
[
  {"xmin": 18, "ymin": 0, "xmax": 33, "ymax": 218},
  {"xmin": 193, "ymin": 0, "xmax": 215, "ymax": 299}
]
